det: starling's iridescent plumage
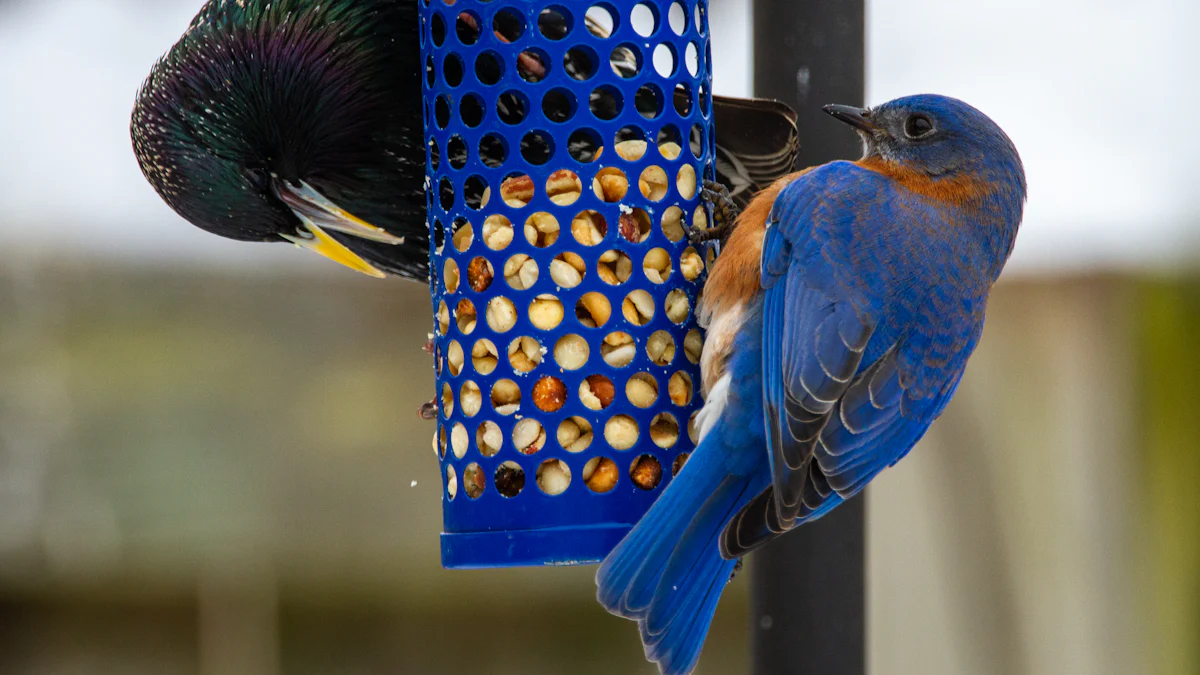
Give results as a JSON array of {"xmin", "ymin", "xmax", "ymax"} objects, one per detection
[{"xmin": 132, "ymin": 0, "xmax": 427, "ymax": 279}]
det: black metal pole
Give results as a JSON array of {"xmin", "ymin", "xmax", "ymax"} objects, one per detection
[{"xmin": 750, "ymin": 1, "xmax": 866, "ymax": 674}]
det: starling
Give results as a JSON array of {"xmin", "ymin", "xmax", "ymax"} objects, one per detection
[{"xmin": 131, "ymin": 0, "xmax": 798, "ymax": 280}]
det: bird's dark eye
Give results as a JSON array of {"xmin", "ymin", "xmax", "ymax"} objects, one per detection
[
  {"xmin": 904, "ymin": 115, "xmax": 935, "ymax": 139},
  {"xmin": 244, "ymin": 166, "xmax": 270, "ymax": 191}
]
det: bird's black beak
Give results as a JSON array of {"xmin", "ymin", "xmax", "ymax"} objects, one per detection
[
  {"xmin": 823, "ymin": 104, "xmax": 879, "ymax": 134},
  {"xmin": 272, "ymin": 179, "xmax": 403, "ymax": 278}
]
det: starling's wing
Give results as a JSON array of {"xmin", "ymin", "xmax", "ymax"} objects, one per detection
[{"xmin": 707, "ymin": 96, "xmax": 800, "ymax": 206}]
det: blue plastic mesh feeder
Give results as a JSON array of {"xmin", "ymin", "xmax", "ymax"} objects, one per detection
[{"xmin": 423, "ymin": 0, "xmax": 716, "ymax": 569}]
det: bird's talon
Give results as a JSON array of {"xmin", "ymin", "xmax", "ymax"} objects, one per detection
[{"xmin": 418, "ymin": 399, "xmax": 438, "ymax": 420}]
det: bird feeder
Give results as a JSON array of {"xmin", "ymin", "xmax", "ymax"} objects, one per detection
[{"xmin": 422, "ymin": 0, "xmax": 716, "ymax": 568}]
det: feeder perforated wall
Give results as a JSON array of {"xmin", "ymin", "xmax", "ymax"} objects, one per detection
[{"xmin": 422, "ymin": 0, "xmax": 716, "ymax": 569}]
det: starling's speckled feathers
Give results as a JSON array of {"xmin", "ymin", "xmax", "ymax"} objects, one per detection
[{"xmin": 132, "ymin": 0, "xmax": 427, "ymax": 279}]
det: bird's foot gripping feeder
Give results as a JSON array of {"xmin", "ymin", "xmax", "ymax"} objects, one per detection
[{"xmin": 423, "ymin": 0, "xmax": 716, "ymax": 568}]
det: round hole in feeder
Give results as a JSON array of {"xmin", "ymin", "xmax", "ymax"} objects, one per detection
[
  {"xmin": 643, "ymin": 248, "xmax": 673, "ymax": 284},
  {"xmin": 692, "ymin": 203, "xmax": 709, "ymax": 236},
  {"xmin": 463, "ymin": 463, "xmax": 485, "ymax": 499},
  {"xmin": 673, "ymin": 82, "xmax": 693, "ymax": 116},
  {"xmin": 583, "ymin": 457, "xmax": 619, "ymax": 493},
  {"xmin": 485, "ymin": 296, "xmax": 517, "ymax": 333},
  {"xmin": 478, "ymin": 134, "xmax": 507, "ymax": 168},
  {"xmin": 567, "ymin": 128, "xmax": 603, "ymax": 163},
  {"xmin": 443, "ymin": 53, "xmax": 464, "ymax": 87},
  {"xmin": 542, "ymin": 88, "xmax": 577, "ymax": 123},
  {"xmin": 592, "ymin": 167, "xmax": 629, "ymax": 202},
  {"xmin": 589, "ymin": 85, "xmax": 623, "ymax": 121},
  {"xmin": 491, "ymin": 379, "xmax": 522, "ymax": 415},
  {"xmin": 597, "ymin": 250, "xmax": 633, "ymax": 285},
  {"xmin": 585, "ymin": 4, "xmax": 617, "ymax": 37},
  {"xmin": 676, "ymin": 163, "xmax": 698, "ymax": 199},
  {"xmin": 619, "ymin": 208, "xmax": 652, "ymax": 243},
  {"xmin": 461, "ymin": 381, "xmax": 483, "ymax": 417},
  {"xmin": 680, "ymin": 246, "xmax": 704, "ymax": 282},
  {"xmin": 482, "ymin": 215, "xmax": 515, "ymax": 250},
  {"xmin": 687, "ymin": 410, "xmax": 700, "ymax": 444},
  {"xmin": 668, "ymin": 1, "xmax": 687, "ymax": 34},
  {"xmin": 433, "ymin": 218, "xmax": 446, "ymax": 253},
  {"xmin": 492, "ymin": 7, "xmax": 526, "ymax": 42},
  {"xmin": 533, "ymin": 376, "xmax": 567, "ymax": 413},
  {"xmin": 438, "ymin": 425, "xmax": 447, "ymax": 459},
  {"xmin": 447, "ymin": 340, "xmax": 465, "ymax": 376},
  {"xmin": 553, "ymin": 334, "xmax": 589, "ymax": 370},
  {"xmin": 650, "ymin": 412, "xmax": 680, "ymax": 449},
  {"xmin": 558, "ymin": 416, "xmax": 594, "ymax": 452},
  {"xmin": 507, "ymin": 335, "xmax": 542, "ymax": 372},
  {"xmin": 435, "ymin": 95, "xmax": 452, "ymax": 128},
  {"xmin": 475, "ymin": 51, "xmax": 504, "ymax": 86},
  {"xmin": 550, "ymin": 252, "xmax": 586, "ymax": 289},
  {"xmin": 684, "ymin": 42, "xmax": 699, "ymax": 77},
  {"xmin": 466, "ymin": 257, "xmax": 494, "ymax": 292},
  {"xmin": 463, "ymin": 175, "xmax": 488, "ymax": 210},
  {"xmin": 698, "ymin": 84, "xmax": 711, "ymax": 117},
  {"xmin": 496, "ymin": 173, "xmax": 534, "ymax": 207},
  {"xmin": 494, "ymin": 461, "xmax": 526, "ymax": 498},
  {"xmin": 695, "ymin": 1, "xmax": 706, "ymax": 35},
  {"xmin": 441, "ymin": 383, "xmax": 455, "ymax": 418},
  {"xmin": 503, "ymin": 254, "xmax": 539, "ymax": 290},
  {"xmin": 683, "ymin": 329, "xmax": 703, "ymax": 364},
  {"xmin": 571, "ymin": 209, "xmax": 608, "ymax": 246},
  {"xmin": 460, "ymin": 94, "xmax": 485, "ymax": 127},
  {"xmin": 444, "ymin": 259, "xmax": 461, "ymax": 293},
  {"xmin": 446, "ymin": 464, "xmax": 458, "ymax": 500},
  {"xmin": 646, "ymin": 330, "xmax": 676, "ymax": 366},
  {"xmin": 658, "ymin": 125, "xmax": 684, "ymax": 158},
  {"xmin": 455, "ymin": 298, "xmax": 478, "ymax": 334},
  {"xmin": 575, "ymin": 292, "xmax": 612, "ymax": 329},
  {"xmin": 652, "ymin": 43, "xmax": 677, "ymax": 78},
  {"xmin": 513, "ymin": 418, "xmax": 547, "ymax": 455},
  {"xmin": 706, "ymin": 245, "xmax": 717, "ymax": 273},
  {"xmin": 435, "ymin": 343, "xmax": 444, "ymax": 377},
  {"xmin": 601, "ymin": 330, "xmax": 636, "ymax": 368},
  {"xmin": 546, "ymin": 170, "xmax": 583, "ymax": 206},
  {"xmin": 537, "ymin": 459, "xmax": 572, "ymax": 496},
  {"xmin": 523, "ymin": 212, "xmax": 560, "ymax": 247},
  {"xmin": 447, "ymin": 135, "xmax": 468, "ymax": 169},
  {"xmin": 614, "ymin": 133, "xmax": 648, "ymax": 163},
  {"xmin": 631, "ymin": 2, "xmax": 657, "ymax": 37},
  {"xmin": 626, "ymin": 372, "xmax": 659, "ymax": 409},
  {"xmin": 669, "ymin": 371, "xmax": 694, "ymax": 407},
  {"xmin": 438, "ymin": 177, "xmax": 455, "ymax": 210},
  {"xmin": 609, "ymin": 43, "xmax": 641, "ymax": 78},
  {"xmin": 564, "ymin": 44, "xmax": 599, "ymax": 81},
  {"xmin": 528, "ymin": 295, "xmax": 565, "ymax": 330},
  {"xmin": 456, "ymin": 10, "xmax": 482, "ymax": 45},
  {"xmin": 623, "ymin": 289, "xmax": 655, "ymax": 326},
  {"xmin": 665, "ymin": 289, "xmax": 691, "ymax": 324},
  {"xmin": 638, "ymin": 165, "xmax": 669, "ymax": 201},
  {"xmin": 477, "ymin": 421, "xmax": 502, "ymax": 457},
  {"xmin": 472, "ymin": 338, "xmax": 499, "ymax": 374},
  {"xmin": 662, "ymin": 206, "xmax": 686, "ymax": 243},
  {"xmin": 451, "ymin": 422, "xmax": 470, "ymax": 459},
  {"xmin": 673, "ymin": 452, "xmax": 691, "ymax": 476},
  {"xmin": 452, "ymin": 220, "xmax": 473, "ymax": 252},
  {"xmin": 537, "ymin": 5, "xmax": 573, "ymax": 40},
  {"xmin": 431, "ymin": 12, "xmax": 447, "ymax": 46},
  {"xmin": 425, "ymin": 55, "xmax": 436, "ymax": 87},
  {"xmin": 635, "ymin": 83, "xmax": 664, "ymax": 119},
  {"xmin": 629, "ymin": 454, "xmax": 663, "ymax": 490},
  {"xmin": 605, "ymin": 415, "xmax": 640, "ymax": 450},
  {"xmin": 428, "ymin": 138, "xmax": 440, "ymax": 171},
  {"xmin": 497, "ymin": 90, "xmax": 530, "ymax": 125},
  {"xmin": 518, "ymin": 48, "xmax": 549, "ymax": 83},
  {"xmin": 520, "ymin": 131, "xmax": 554, "ymax": 166},
  {"xmin": 436, "ymin": 300, "xmax": 450, "ymax": 335},
  {"xmin": 580, "ymin": 374, "xmax": 616, "ymax": 411}
]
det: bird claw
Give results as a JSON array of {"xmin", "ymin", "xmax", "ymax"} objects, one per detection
[
  {"xmin": 727, "ymin": 558, "xmax": 744, "ymax": 584},
  {"xmin": 689, "ymin": 181, "xmax": 741, "ymax": 246},
  {"xmin": 418, "ymin": 399, "xmax": 438, "ymax": 420},
  {"xmin": 423, "ymin": 337, "xmax": 435, "ymax": 355}
]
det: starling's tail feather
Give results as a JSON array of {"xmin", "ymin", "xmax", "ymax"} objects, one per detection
[{"xmin": 596, "ymin": 431, "xmax": 753, "ymax": 675}]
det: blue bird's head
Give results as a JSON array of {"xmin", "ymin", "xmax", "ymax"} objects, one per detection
[{"xmin": 824, "ymin": 94, "xmax": 1027, "ymax": 200}]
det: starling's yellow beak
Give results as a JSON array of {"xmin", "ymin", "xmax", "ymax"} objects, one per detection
[{"xmin": 274, "ymin": 179, "xmax": 404, "ymax": 278}]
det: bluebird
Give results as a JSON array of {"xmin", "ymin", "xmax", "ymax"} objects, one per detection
[
  {"xmin": 131, "ymin": 0, "xmax": 798, "ymax": 280},
  {"xmin": 596, "ymin": 94, "xmax": 1027, "ymax": 675}
]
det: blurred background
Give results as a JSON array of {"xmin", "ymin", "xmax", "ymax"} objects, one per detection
[{"xmin": 1, "ymin": 0, "xmax": 1198, "ymax": 673}]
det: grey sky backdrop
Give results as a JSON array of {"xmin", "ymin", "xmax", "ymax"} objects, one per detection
[{"xmin": 0, "ymin": 0, "xmax": 1196, "ymax": 273}]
